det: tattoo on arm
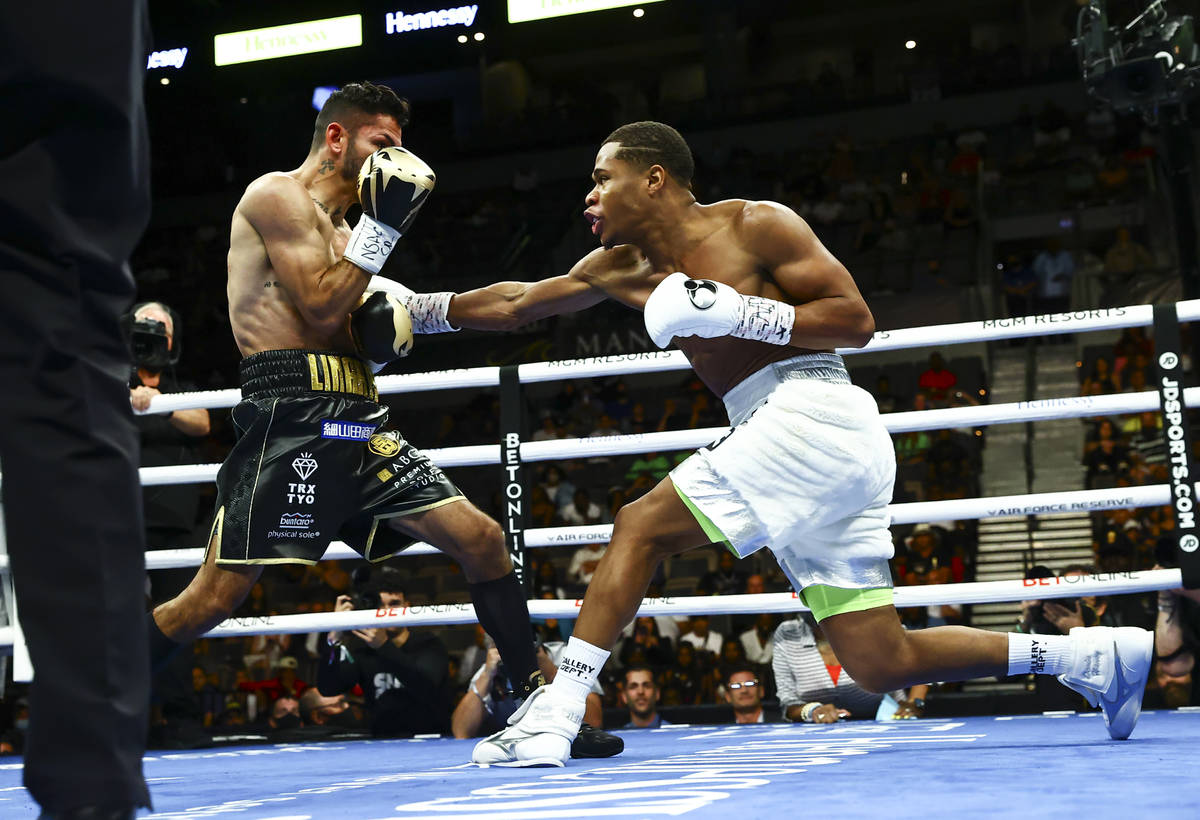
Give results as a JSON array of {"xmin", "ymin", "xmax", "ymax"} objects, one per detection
[
  {"xmin": 312, "ymin": 198, "xmax": 330, "ymax": 215},
  {"xmin": 318, "ymin": 159, "xmax": 335, "ymax": 174}
]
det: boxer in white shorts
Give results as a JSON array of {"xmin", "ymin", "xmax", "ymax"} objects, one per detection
[{"xmin": 439, "ymin": 121, "xmax": 1153, "ymax": 766}]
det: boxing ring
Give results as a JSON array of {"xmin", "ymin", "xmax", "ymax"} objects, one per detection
[{"xmin": 1, "ymin": 300, "xmax": 1199, "ymax": 817}]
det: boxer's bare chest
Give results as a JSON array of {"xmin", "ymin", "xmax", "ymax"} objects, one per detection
[{"xmin": 596, "ymin": 229, "xmax": 803, "ymax": 399}]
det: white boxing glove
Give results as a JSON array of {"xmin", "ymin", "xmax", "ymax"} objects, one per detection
[{"xmin": 642, "ymin": 272, "xmax": 794, "ymax": 349}]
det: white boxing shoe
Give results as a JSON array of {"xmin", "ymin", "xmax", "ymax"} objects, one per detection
[
  {"xmin": 471, "ymin": 685, "xmax": 583, "ymax": 767},
  {"xmin": 1057, "ymin": 625, "xmax": 1153, "ymax": 740}
]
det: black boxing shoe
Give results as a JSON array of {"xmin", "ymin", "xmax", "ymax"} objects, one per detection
[
  {"xmin": 570, "ymin": 723, "xmax": 624, "ymax": 759},
  {"xmin": 513, "ymin": 669, "xmax": 548, "ymax": 702}
]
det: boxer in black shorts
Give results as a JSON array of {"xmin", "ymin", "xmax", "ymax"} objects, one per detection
[
  {"xmin": 147, "ymin": 86, "xmax": 622, "ymax": 759},
  {"xmin": 213, "ymin": 349, "xmax": 463, "ymax": 565}
]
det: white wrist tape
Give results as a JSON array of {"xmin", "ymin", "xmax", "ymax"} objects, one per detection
[
  {"xmin": 343, "ymin": 214, "xmax": 401, "ymax": 275},
  {"xmin": 406, "ymin": 291, "xmax": 459, "ymax": 334},
  {"xmin": 733, "ymin": 295, "xmax": 794, "ymax": 345}
]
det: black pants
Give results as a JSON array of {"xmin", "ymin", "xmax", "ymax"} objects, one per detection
[{"xmin": 0, "ymin": 1, "xmax": 152, "ymax": 811}]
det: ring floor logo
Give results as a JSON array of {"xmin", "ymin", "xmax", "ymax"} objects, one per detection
[{"xmin": 386, "ymin": 723, "xmax": 979, "ymax": 817}]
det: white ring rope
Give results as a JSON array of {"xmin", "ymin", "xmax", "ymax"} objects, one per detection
[
  {"xmin": 128, "ymin": 386, "xmax": 1196, "ymax": 488},
  {"xmin": 130, "ymin": 299, "xmax": 1200, "ymax": 416},
  {"xmin": 0, "ymin": 483, "xmax": 1174, "ymax": 576},
  {"xmin": 0, "ymin": 569, "xmax": 1177, "ymax": 646}
]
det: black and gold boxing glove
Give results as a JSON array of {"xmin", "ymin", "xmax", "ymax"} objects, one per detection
[
  {"xmin": 343, "ymin": 146, "xmax": 436, "ymax": 274},
  {"xmin": 349, "ymin": 290, "xmax": 414, "ymax": 372}
]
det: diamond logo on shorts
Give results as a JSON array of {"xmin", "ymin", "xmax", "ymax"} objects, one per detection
[
  {"xmin": 292, "ymin": 452, "xmax": 318, "ymax": 480},
  {"xmin": 368, "ymin": 433, "xmax": 401, "ymax": 457}
]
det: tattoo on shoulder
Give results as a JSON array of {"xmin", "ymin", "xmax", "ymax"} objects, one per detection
[
  {"xmin": 318, "ymin": 159, "xmax": 335, "ymax": 174},
  {"xmin": 312, "ymin": 197, "xmax": 330, "ymax": 215},
  {"xmin": 264, "ymin": 281, "xmax": 282, "ymax": 288}
]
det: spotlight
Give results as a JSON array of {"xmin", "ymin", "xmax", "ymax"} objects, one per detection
[
  {"xmin": 633, "ymin": 8, "xmax": 645, "ymax": 17},
  {"xmin": 905, "ymin": 40, "xmax": 917, "ymax": 50},
  {"xmin": 473, "ymin": 31, "xmax": 485, "ymax": 41},
  {"xmin": 457, "ymin": 34, "xmax": 468, "ymax": 43},
  {"xmin": 160, "ymin": 77, "xmax": 170, "ymax": 86}
]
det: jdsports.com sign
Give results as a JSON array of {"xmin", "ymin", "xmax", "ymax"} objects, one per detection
[{"xmin": 1153, "ymin": 306, "xmax": 1200, "ymax": 569}]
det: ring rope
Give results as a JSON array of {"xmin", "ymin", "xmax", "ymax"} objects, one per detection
[
  {"xmin": 129, "ymin": 299, "xmax": 1200, "ymax": 416},
  {"xmin": 0, "ymin": 484, "xmax": 1171, "ymax": 575},
  {"xmin": 0, "ymin": 569, "xmax": 1176, "ymax": 646}
]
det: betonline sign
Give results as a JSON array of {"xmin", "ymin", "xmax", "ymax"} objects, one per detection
[
  {"xmin": 386, "ymin": 6, "xmax": 479, "ymax": 34},
  {"xmin": 214, "ymin": 15, "xmax": 362, "ymax": 66}
]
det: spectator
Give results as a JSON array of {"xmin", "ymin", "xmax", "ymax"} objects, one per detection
[
  {"xmin": 901, "ymin": 524, "xmax": 961, "ymax": 627},
  {"xmin": 561, "ymin": 488, "xmax": 606, "ymax": 527},
  {"xmin": 530, "ymin": 414, "xmax": 565, "ymax": 442},
  {"xmin": 621, "ymin": 667, "xmax": 671, "ymax": 728},
  {"xmin": 1153, "ymin": 564, "xmax": 1200, "ymax": 707},
  {"xmin": 130, "ymin": 301, "xmax": 212, "ymax": 606},
  {"xmin": 1031, "ymin": 237, "xmax": 1075, "ymax": 315},
  {"xmin": 1082, "ymin": 356, "xmax": 1120, "ymax": 395},
  {"xmin": 619, "ymin": 616, "xmax": 675, "ymax": 670},
  {"xmin": 740, "ymin": 612, "xmax": 777, "ymax": 667},
  {"xmin": 1084, "ymin": 421, "xmax": 1131, "ymax": 490},
  {"xmin": 773, "ymin": 616, "xmax": 929, "ymax": 723},
  {"xmin": 917, "ymin": 352, "xmax": 957, "ymax": 405},
  {"xmin": 1103, "ymin": 228, "xmax": 1154, "ymax": 276},
  {"xmin": 872, "ymin": 375, "xmax": 900, "ymax": 414},
  {"xmin": 724, "ymin": 667, "xmax": 778, "ymax": 724},
  {"xmin": 568, "ymin": 541, "xmax": 607, "ymax": 589},
  {"xmin": 679, "ymin": 615, "xmax": 724, "ymax": 656},
  {"xmin": 534, "ymin": 590, "xmax": 568, "ymax": 644},
  {"xmin": 240, "ymin": 655, "xmax": 308, "ymax": 705},
  {"xmin": 942, "ymin": 187, "xmax": 976, "ymax": 230},
  {"xmin": 533, "ymin": 560, "xmax": 567, "ymax": 599},
  {"xmin": 193, "ymin": 665, "xmax": 223, "ymax": 728},
  {"xmin": 697, "ymin": 549, "xmax": 749, "ymax": 596},
  {"xmin": 662, "ymin": 642, "xmax": 703, "ymax": 705},
  {"xmin": 529, "ymin": 485, "xmax": 558, "ymax": 527},
  {"xmin": 1001, "ymin": 253, "xmax": 1037, "ymax": 319},
  {"xmin": 266, "ymin": 696, "xmax": 302, "ymax": 731},
  {"xmin": 539, "ymin": 464, "xmax": 575, "ymax": 512},
  {"xmin": 318, "ymin": 568, "xmax": 450, "ymax": 737}
]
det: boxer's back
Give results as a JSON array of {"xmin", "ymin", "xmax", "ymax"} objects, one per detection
[{"xmin": 226, "ymin": 171, "xmax": 356, "ymax": 357}]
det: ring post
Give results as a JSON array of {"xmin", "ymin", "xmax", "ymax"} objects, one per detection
[
  {"xmin": 1153, "ymin": 303, "xmax": 1200, "ymax": 588},
  {"xmin": 498, "ymin": 365, "xmax": 530, "ymax": 591}
]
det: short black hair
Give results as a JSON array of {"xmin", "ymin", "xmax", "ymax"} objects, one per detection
[
  {"xmin": 311, "ymin": 81, "xmax": 411, "ymax": 152},
  {"xmin": 602, "ymin": 121, "xmax": 694, "ymax": 186},
  {"xmin": 371, "ymin": 566, "xmax": 407, "ymax": 597},
  {"xmin": 726, "ymin": 665, "xmax": 758, "ymax": 684}
]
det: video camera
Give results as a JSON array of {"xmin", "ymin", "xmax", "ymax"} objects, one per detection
[
  {"xmin": 1074, "ymin": 1, "xmax": 1200, "ymax": 117},
  {"xmin": 120, "ymin": 302, "xmax": 182, "ymax": 370}
]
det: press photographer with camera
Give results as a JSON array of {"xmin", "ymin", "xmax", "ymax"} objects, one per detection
[
  {"xmin": 318, "ymin": 567, "xmax": 451, "ymax": 737},
  {"xmin": 127, "ymin": 301, "xmax": 211, "ymax": 573}
]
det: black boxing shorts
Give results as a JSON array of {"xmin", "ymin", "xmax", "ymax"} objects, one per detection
[{"xmin": 207, "ymin": 349, "xmax": 465, "ymax": 565}]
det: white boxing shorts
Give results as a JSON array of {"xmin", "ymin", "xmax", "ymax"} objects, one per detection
[{"xmin": 669, "ymin": 353, "xmax": 897, "ymax": 591}]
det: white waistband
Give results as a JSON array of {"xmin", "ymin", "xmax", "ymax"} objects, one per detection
[{"xmin": 721, "ymin": 353, "xmax": 851, "ymax": 425}]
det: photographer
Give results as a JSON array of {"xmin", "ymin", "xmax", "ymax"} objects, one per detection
[
  {"xmin": 318, "ymin": 567, "xmax": 451, "ymax": 737},
  {"xmin": 127, "ymin": 302, "xmax": 211, "ymax": 590}
]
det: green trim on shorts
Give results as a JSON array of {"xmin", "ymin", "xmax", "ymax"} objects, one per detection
[
  {"xmin": 672, "ymin": 481, "xmax": 732, "ymax": 551},
  {"xmin": 800, "ymin": 585, "xmax": 894, "ymax": 622}
]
